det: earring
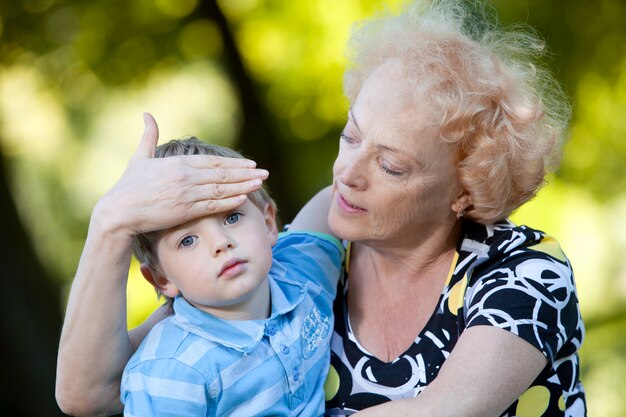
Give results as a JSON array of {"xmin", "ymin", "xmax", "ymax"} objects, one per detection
[{"xmin": 456, "ymin": 208, "xmax": 465, "ymax": 219}]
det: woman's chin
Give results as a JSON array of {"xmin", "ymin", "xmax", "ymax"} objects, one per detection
[{"xmin": 328, "ymin": 212, "xmax": 363, "ymax": 242}]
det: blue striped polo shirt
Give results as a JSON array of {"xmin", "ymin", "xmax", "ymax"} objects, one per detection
[{"xmin": 121, "ymin": 231, "xmax": 344, "ymax": 417}]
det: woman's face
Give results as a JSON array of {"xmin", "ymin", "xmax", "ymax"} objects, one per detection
[{"xmin": 329, "ymin": 59, "xmax": 464, "ymax": 248}]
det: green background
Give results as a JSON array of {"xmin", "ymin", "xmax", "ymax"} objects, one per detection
[{"xmin": 0, "ymin": 0, "xmax": 624, "ymax": 415}]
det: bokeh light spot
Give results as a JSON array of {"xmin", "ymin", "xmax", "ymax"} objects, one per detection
[
  {"xmin": 178, "ymin": 19, "xmax": 223, "ymax": 60},
  {"xmin": 156, "ymin": 0, "xmax": 198, "ymax": 18}
]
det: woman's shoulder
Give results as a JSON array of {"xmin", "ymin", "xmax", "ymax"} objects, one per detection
[
  {"xmin": 461, "ymin": 219, "xmax": 543, "ymax": 247},
  {"xmin": 459, "ymin": 219, "xmax": 570, "ymax": 268},
  {"xmin": 458, "ymin": 220, "xmax": 583, "ymax": 365},
  {"xmin": 458, "ymin": 219, "xmax": 576, "ymax": 299}
]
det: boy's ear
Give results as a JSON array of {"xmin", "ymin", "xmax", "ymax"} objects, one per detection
[
  {"xmin": 263, "ymin": 203, "xmax": 279, "ymax": 245},
  {"xmin": 139, "ymin": 263, "xmax": 180, "ymax": 298}
]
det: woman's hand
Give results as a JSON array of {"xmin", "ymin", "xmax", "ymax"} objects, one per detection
[{"xmin": 95, "ymin": 112, "xmax": 269, "ymax": 238}]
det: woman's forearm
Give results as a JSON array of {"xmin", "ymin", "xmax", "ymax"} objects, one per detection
[
  {"xmin": 55, "ymin": 114, "xmax": 269, "ymax": 415},
  {"xmin": 56, "ymin": 203, "xmax": 136, "ymax": 416},
  {"xmin": 289, "ymin": 186, "xmax": 334, "ymax": 234},
  {"xmin": 353, "ymin": 326, "xmax": 547, "ymax": 417}
]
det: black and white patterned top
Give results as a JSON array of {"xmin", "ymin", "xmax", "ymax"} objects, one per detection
[{"xmin": 324, "ymin": 220, "xmax": 586, "ymax": 416}]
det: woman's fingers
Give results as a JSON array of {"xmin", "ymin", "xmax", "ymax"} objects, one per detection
[
  {"xmin": 190, "ymin": 195, "xmax": 249, "ymax": 217},
  {"xmin": 191, "ymin": 166, "xmax": 269, "ymax": 185},
  {"xmin": 185, "ymin": 153, "xmax": 258, "ymax": 169},
  {"xmin": 170, "ymin": 177, "xmax": 268, "ymax": 221},
  {"xmin": 190, "ymin": 178, "xmax": 266, "ymax": 201}
]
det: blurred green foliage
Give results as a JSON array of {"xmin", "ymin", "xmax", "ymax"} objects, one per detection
[{"xmin": 0, "ymin": 0, "xmax": 624, "ymax": 415}]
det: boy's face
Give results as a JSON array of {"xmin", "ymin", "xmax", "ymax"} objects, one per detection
[{"xmin": 148, "ymin": 199, "xmax": 278, "ymax": 320}]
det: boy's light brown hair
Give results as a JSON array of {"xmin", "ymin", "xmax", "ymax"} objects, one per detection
[{"xmin": 131, "ymin": 137, "xmax": 276, "ymax": 297}]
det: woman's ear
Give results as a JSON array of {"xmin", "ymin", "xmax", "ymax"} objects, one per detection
[
  {"xmin": 263, "ymin": 203, "xmax": 279, "ymax": 245},
  {"xmin": 139, "ymin": 263, "xmax": 180, "ymax": 298},
  {"xmin": 451, "ymin": 190, "xmax": 472, "ymax": 217}
]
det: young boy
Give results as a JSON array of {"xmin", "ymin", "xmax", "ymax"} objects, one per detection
[{"xmin": 121, "ymin": 138, "xmax": 344, "ymax": 416}]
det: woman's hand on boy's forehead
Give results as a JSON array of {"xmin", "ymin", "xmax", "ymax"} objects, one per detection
[
  {"xmin": 181, "ymin": 154, "xmax": 270, "ymax": 205},
  {"xmin": 93, "ymin": 113, "xmax": 269, "ymax": 236}
]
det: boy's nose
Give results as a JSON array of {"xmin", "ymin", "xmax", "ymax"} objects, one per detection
[{"xmin": 213, "ymin": 237, "xmax": 234, "ymax": 256}]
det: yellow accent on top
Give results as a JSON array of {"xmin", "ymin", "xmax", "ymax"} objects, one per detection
[
  {"xmin": 558, "ymin": 394, "xmax": 566, "ymax": 411},
  {"xmin": 529, "ymin": 235, "xmax": 567, "ymax": 263},
  {"xmin": 345, "ymin": 241, "xmax": 352, "ymax": 273},
  {"xmin": 445, "ymin": 251, "xmax": 465, "ymax": 316},
  {"xmin": 324, "ymin": 364, "xmax": 340, "ymax": 401},
  {"xmin": 444, "ymin": 251, "xmax": 459, "ymax": 285},
  {"xmin": 447, "ymin": 273, "xmax": 467, "ymax": 316},
  {"xmin": 516, "ymin": 385, "xmax": 550, "ymax": 417}
]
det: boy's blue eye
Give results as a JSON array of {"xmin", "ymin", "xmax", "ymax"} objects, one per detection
[
  {"xmin": 180, "ymin": 236, "xmax": 196, "ymax": 247},
  {"xmin": 225, "ymin": 212, "xmax": 241, "ymax": 225}
]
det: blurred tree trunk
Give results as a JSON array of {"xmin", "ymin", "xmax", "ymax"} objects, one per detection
[
  {"xmin": 193, "ymin": 1, "xmax": 296, "ymax": 225},
  {"xmin": 0, "ymin": 152, "xmax": 66, "ymax": 416}
]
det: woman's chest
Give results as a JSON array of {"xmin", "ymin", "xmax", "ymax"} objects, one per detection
[
  {"xmin": 347, "ymin": 272, "xmax": 454, "ymax": 362},
  {"xmin": 325, "ymin": 303, "xmax": 462, "ymax": 413}
]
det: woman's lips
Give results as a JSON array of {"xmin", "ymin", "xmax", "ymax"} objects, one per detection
[
  {"xmin": 337, "ymin": 193, "xmax": 367, "ymax": 214},
  {"xmin": 218, "ymin": 258, "xmax": 247, "ymax": 278}
]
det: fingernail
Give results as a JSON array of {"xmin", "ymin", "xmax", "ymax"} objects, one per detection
[
  {"xmin": 251, "ymin": 179, "xmax": 262, "ymax": 186},
  {"xmin": 257, "ymin": 169, "xmax": 269, "ymax": 178}
]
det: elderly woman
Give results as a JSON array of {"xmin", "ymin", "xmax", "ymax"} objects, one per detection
[{"xmin": 56, "ymin": 0, "xmax": 585, "ymax": 416}]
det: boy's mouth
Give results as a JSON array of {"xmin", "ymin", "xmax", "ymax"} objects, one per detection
[{"xmin": 218, "ymin": 258, "xmax": 247, "ymax": 278}]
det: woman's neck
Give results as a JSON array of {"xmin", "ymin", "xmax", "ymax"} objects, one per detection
[
  {"xmin": 350, "ymin": 220, "xmax": 462, "ymax": 284},
  {"xmin": 345, "ymin": 221, "xmax": 463, "ymax": 362}
]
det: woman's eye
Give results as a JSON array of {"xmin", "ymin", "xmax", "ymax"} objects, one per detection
[
  {"xmin": 380, "ymin": 163, "xmax": 403, "ymax": 176},
  {"xmin": 179, "ymin": 236, "xmax": 196, "ymax": 248},
  {"xmin": 340, "ymin": 132, "xmax": 355, "ymax": 144},
  {"xmin": 225, "ymin": 212, "xmax": 241, "ymax": 225}
]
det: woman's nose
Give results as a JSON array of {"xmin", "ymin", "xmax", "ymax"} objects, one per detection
[{"xmin": 336, "ymin": 152, "xmax": 368, "ymax": 190}]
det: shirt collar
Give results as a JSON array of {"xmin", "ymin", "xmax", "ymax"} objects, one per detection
[{"xmin": 171, "ymin": 262, "xmax": 306, "ymax": 353}]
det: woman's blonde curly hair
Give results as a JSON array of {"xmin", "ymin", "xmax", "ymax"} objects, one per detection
[{"xmin": 343, "ymin": 0, "xmax": 571, "ymax": 224}]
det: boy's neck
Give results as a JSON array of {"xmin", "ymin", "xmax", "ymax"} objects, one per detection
[{"xmin": 186, "ymin": 279, "xmax": 271, "ymax": 321}]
